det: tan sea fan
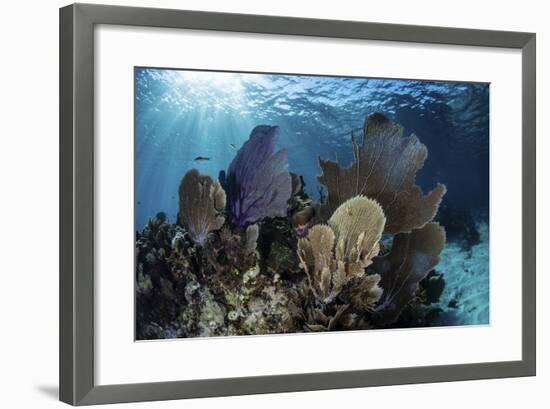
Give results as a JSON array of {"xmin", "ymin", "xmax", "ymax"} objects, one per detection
[
  {"xmin": 178, "ymin": 169, "xmax": 226, "ymax": 246},
  {"xmin": 317, "ymin": 113, "xmax": 446, "ymax": 234},
  {"xmin": 297, "ymin": 224, "xmax": 336, "ymax": 302},
  {"xmin": 297, "ymin": 196, "xmax": 386, "ymax": 304},
  {"xmin": 328, "ymin": 196, "xmax": 386, "ymax": 276}
]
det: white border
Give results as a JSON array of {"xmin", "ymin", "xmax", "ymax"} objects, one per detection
[{"xmin": 95, "ymin": 25, "xmax": 522, "ymax": 385}]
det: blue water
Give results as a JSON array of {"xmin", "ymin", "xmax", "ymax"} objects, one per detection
[{"xmin": 135, "ymin": 68, "xmax": 489, "ymax": 231}]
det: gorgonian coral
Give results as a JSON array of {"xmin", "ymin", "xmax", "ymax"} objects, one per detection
[
  {"xmin": 138, "ymin": 112, "xmax": 449, "ymax": 338},
  {"xmin": 297, "ymin": 224, "xmax": 337, "ymax": 302},
  {"xmin": 297, "ymin": 196, "xmax": 386, "ymax": 304},
  {"xmin": 203, "ymin": 224, "xmax": 259, "ymax": 279},
  {"xmin": 294, "ymin": 113, "xmax": 448, "ymax": 328},
  {"xmin": 223, "ymin": 125, "xmax": 292, "ymax": 227},
  {"xmin": 178, "ymin": 169, "xmax": 226, "ymax": 245},
  {"xmin": 372, "ymin": 222, "xmax": 446, "ymax": 325},
  {"xmin": 317, "ymin": 113, "xmax": 446, "ymax": 234}
]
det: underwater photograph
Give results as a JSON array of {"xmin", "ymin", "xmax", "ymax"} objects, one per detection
[{"xmin": 135, "ymin": 67, "xmax": 490, "ymax": 340}]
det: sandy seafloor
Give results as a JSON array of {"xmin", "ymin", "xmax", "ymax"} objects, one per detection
[{"xmin": 428, "ymin": 223, "xmax": 490, "ymax": 326}]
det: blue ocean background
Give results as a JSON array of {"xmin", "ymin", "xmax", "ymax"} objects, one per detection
[{"xmin": 135, "ymin": 67, "xmax": 490, "ymax": 326}]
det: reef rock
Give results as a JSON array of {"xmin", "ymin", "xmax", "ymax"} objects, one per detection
[
  {"xmin": 135, "ymin": 215, "xmax": 184, "ymax": 340},
  {"xmin": 203, "ymin": 225, "xmax": 259, "ymax": 282}
]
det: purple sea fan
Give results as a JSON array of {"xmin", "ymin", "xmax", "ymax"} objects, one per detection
[{"xmin": 224, "ymin": 125, "xmax": 292, "ymax": 227}]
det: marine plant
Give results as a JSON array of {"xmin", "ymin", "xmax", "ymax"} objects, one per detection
[
  {"xmin": 222, "ymin": 125, "xmax": 292, "ymax": 227},
  {"xmin": 178, "ymin": 169, "xmax": 226, "ymax": 245}
]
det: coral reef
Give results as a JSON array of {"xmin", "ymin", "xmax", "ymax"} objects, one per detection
[
  {"xmin": 222, "ymin": 125, "xmax": 292, "ymax": 227},
  {"xmin": 136, "ymin": 115, "xmax": 449, "ymax": 339},
  {"xmin": 178, "ymin": 169, "xmax": 226, "ymax": 245},
  {"xmin": 135, "ymin": 214, "xmax": 185, "ymax": 339}
]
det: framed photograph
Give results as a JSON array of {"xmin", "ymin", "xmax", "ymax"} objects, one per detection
[{"xmin": 59, "ymin": 3, "xmax": 536, "ymax": 405}]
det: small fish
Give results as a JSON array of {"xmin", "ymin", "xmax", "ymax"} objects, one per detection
[
  {"xmin": 193, "ymin": 156, "xmax": 210, "ymax": 162},
  {"xmin": 229, "ymin": 143, "xmax": 237, "ymax": 150}
]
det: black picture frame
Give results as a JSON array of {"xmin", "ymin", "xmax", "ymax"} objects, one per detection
[{"xmin": 60, "ymin": 3, "xmax": 536, "ymax": 405}]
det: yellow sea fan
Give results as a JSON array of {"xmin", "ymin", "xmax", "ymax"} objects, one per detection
[
  {"xmin": 328, "ymin": 195, "xmax": 386, "ymax": 274},
  {"xmin": 297, "ymin": 196, "xmax": 386, "ymax": 303}
]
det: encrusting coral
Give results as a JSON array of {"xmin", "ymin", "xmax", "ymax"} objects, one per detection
[
  {"xmin": 202, "ymin": 224, "xmax": 259, "ymax": 281},
  {"xmin": 178, "ymin": 169, "xmax": 226, "ymax": 245},
  {"xmin": 136, "ymin": 115, "xmax": 448, "ymax": 339},
  {"xmin": 135, "ymin": 214, "xmax": 187, "ymax": 339}
]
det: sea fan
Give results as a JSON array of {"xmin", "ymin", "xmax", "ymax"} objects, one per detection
[
  {"xmin": 317, "ymin": 113, "xmax": 446, "ymax": 234},
  {"xmin": 223, "ymin": 125, "xmax": 292, "ymax": 227},
  {"xmin": 178, "ymin": 169, "xmax": 226, "ymax": 246},
  {"xmin": 297, "ymin": 196, "xmax": 386, "ymax": 304},
  {"xmin": 372, "ymin": 222, "xmax": 446, "ymax": 325}
]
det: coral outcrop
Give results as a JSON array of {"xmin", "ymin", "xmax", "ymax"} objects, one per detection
[
  {"xmin": 222, "ymin": 125, "xmax": 292, "ymax": 227},
  {"xmin": 178, "ymin": 169, "xmax": 226, "ymax": 245},
  {"xmin": 136, "ymin": 113, "xmax": 448, "ymax": 339},
  {"xmin": 135, "ymin": 214, "xmax": 186, "ymax": 339},
  {"xmin": 202, "ymin": 225, "xmax": 259, "ymax": 281}
]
